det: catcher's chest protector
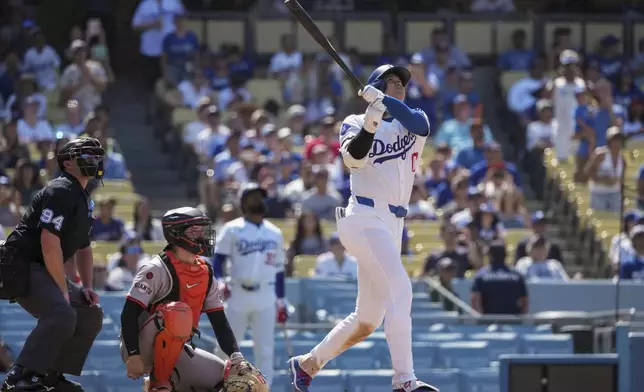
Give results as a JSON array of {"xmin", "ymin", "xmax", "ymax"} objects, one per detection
[{"xmin": 157, "ymin": 251, "xmax": 213, "ymax": 327}]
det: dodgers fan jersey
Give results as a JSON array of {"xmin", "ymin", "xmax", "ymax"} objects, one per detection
[
  {"xmin": 340, "ymin": 114, "xmax": 429, "ymax": 206},
  {"xmin": 214, "ymin": 218, "xmax": 285, "ymax": 285}
]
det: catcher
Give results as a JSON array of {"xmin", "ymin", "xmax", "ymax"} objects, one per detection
[{"xmin": 119, "ymin": 207, "xmax": 268, "ymax": 392}]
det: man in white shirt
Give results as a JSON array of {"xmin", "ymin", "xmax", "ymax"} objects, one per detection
[
  {"xmin": 269, "ymin": 34, "xmax": 302, "ymax": 76},
  {"xmin": 23, "ymin": 29, "xmax": 60, "ymax": 91},
  {"xmin": 300, "ymin": 164, "xmax": 343, "ymax": 220},
  {"xmin": 182, "ymin": 97, "xmax": 212, "ymax": 146},
  {"xmin": 546, "ymin": 50, "xmax": 586, "ymax": 161},
  {"xmin": 17, "ymin": 96, "xmax": 54, "ymax": 143},
  {"xmin": 314, "ymin": 233, "xmax": 358, "ymax": 280},
  {"xmin": 131, "ymin": 0, "xmax": 185, "ymax": 92},
  {"xmin": 194, "ymin": 105, "xmax": 231, "ymax": 157},
  {"xmin": 59, "ymin": 40, "xmax": 108, "ymax": 117},
  {"xmin": 507, "ymin": 56, "xmax": 548, "ymax": 121},
  {"xmin": 526, "ymin": 99, "xmax": 556, "ymax": 152},
  {"xmin": 515, "ymin": 236, "xmax": 569, "ymax": 281}
]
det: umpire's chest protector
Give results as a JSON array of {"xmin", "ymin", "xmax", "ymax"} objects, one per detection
[{"xmin": 156, "ymin": 251, "xmax": 213, "ymax": 328}]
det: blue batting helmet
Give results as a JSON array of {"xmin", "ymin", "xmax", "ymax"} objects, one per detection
[{"xmin": 367, "ymin": 64, "xmax": 411, "ymax": 92}]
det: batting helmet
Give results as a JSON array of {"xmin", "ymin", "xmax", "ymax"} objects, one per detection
[
  {"xmin": 367, "ymin": 64, "xmax": 411, "ymax": 92},
  {"xmin": 57, "ymin": 137, "xmax": 105, "ymax": 179},
  {"xmin": 238, "ymin": 183, "xmax": 268, "ymax": 215},
  {"xmin": 161, "ymin": 207, "xmax": 215, "ymax": 257}
]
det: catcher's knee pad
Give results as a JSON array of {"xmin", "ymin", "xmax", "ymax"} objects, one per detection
[{"xmin": 152, "ymin": 301, "xmax": 193, "ymax": 383}]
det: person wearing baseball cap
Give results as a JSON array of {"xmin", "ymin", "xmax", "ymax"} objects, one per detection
[
  {"xmin": 434, "ymin": 94, "xmax": 493, "ymax": 156},
  {"xmin": 514, "ymin": 211, "xmax": 564, "ymax": 264},
  {"xmin": 618, "ymin": 225, "xmax": 644, "ymax": 280},
  {"xmin": 469, "ymin": 142, "xmax": 521, "ymax": 187},
  {"xmin": 313, "ymin": 233, "xmax": 358, "ymax": 280},
  {"xmin": 547, "ymin": 48, "xmax": 586, "ymax": 162},
  {"xmin": 609, "ymin": 209, "xmax": 643, "ymax": 267},
  {"xmin": 515, "ymin": 235, "xmax": 569, "ymax": 281},
  {"xmin": 423, "ymin": 222, "xmax": 471, "ymax": 279}
]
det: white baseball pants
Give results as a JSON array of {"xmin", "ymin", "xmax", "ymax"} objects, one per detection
[
  {"xmin": 222, "ymin": 285, "xmax": 276, "ymax": 385},
  {"xmin": 309, "ymin": 199, "xmax": 416, "ymax": 385}
]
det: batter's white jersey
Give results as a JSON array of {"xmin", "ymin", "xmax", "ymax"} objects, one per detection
[
  {"xmin": 314, "ymin": 251, "xmax": 359, "ymax": 280},
  {"xmin": 339, "ymin": 113, "xmax": 429, "ymax": 206},
  {"xmin": 214, "ymin": 218, "xmax": 285, "ymax": 285}
]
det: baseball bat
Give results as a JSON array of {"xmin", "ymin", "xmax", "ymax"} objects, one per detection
[{"xmin": 284, "ymin": 0, "xmax": 364, "ymax": 90}]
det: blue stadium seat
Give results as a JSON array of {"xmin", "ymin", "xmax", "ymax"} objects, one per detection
[
  {"xmin": 271, "ymin": 371, "xmax": 292, "ymax": 392},
  {"xmin": 436, "ymin": 341, "xmax": 490, "ymax": 369},
  {"xmin": 415, "ymin": 369, "xmax": 461, "ymax": 392},
  {"xmin": 502, "ymin": 324, "xmax": 552, "ymax": 334},
  {"xmin": 87, "ymin": 340, "xmax": 125, "ymax": 371},
  {"xmin": 346, "ymin": 369, "xmax": 394, "ymax": 392},
  {"xmin": 460, "ymin": 367, "xmax": 501, "ymax": 392},
  {"xmin": 412, "ymin": 301, "xmax": 445, "ymax": 313},
  {"xmin": 412, "ymin": 280, "xmax": 429, "ymax": 293},
  {"xmin": 468, "ymin": 332, "xmax": 519, "ymax": 359},
  {"xmin": 413, "ymin": 333, "xmax": 465, "ymax": 342},
  {"xmin": 449, "ymin": 325, "xmax": 501, "ymax": 334},
  {"xmin": 237, "ymin": 340, "xmax": 255, "ymax": 362},
  {"xmin": 306, "ymin": 370, "xmax": 346, "ymax": 392},
  {"xmin": 412, "ymin": 342, "xmax": 439, "ymax": 369},
  {"xmin": 412, "ymin": 312, "xmax": 460, "ymax": 327},
  {"xmin": 66, "ymin": 371, "xmax": 105, "ymax": 392},
  {"xmin": 101, "ymin": 372, "xmax": 144, "ymax": 392},
  {"xmin": 335, "ymin": 341, "xmax": 379, "ymax": 370},
  {"xmin": 428, "ymin": 323, "xmax": 449, "ymax": 333},
  {"xmin": 520, "ymin": 334, "xmax": 573, "ymax": 355}
]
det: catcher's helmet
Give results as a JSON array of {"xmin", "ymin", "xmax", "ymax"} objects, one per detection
[
  {"xmin": 367, "ymin": 64, "xmax": 411, "ymax": 93},
  {"xmin": 161, "ymin": 207, "xmax": 215, "ymax": 257},
  {"xmin": 57, "ymin": 137, "xmax": 105, "ymax": 179},
  {"xmin": 238, "ymin": 183, "xmax": 267, "ymax": 215}
]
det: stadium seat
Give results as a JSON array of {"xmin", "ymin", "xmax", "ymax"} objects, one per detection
[
  {"xmin": 101, "ymin": 371, "xmax": 144, "ymax": 392},
  {"xmin": 346, "ymin": 369, "xmax": 394, "ymax": 392},
  {"xmin": 412, "ymin": 311, "xmax": 460, "ymax": 328},
  {"xmin": 411, "ymin": 342, "xmax": 439, "ymax": 369},
  {"xmin": 335, "ymin": 341, "xmax": 380, "ymax": 370},
  {"xmin": 460, "ymin": 367, "xmax": 501, "ymax": 392},
  {"xmin": 436, "ymin": 341, "xmax": 490, "ymax": 369},
  {"xmin": 468, "ymin": 332, "xmax": 520, "ymax": 359},
  {"xmin": 304, "ymin": 370, "xmax": 345, "ymax": 392},
  {"xmin": 502, "ymin": 324, "xmax": 552, "ymax": 334},
  {"xmin": 274, "ymin": 341, "xmax": 319, "ymax": 367},
  {"xmin": 414, "ymin": 333, "xmax": 465, "ymax": 342},
  {"xmin": 415, "ymin": 369, "xmax": 461, "ymax": 392},
  {"xmin": 449, "ymin": 325, "xmax": 500, "ymax": 334},
  {"xmin": 520, "ymin": 333, "xmax": 574, "ymax": 355},
  {"xmin": 271, "ymin": 371, "xmax": 292, "ymax": 392},
  {"xmin": 87, "ymin": 340, "xmax": 125, "ymax": 371}
]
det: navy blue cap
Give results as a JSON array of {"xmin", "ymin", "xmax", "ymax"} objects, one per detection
[
  {"xmin": 624, "ymin": 209, "xmax": 642, "ymax": 222},
  {"xmin": 328, "ymin": 232, "xmax": 341, "ymax": 244},
  {"xmin": 452, "ymin": 94, "xmax": 468, "ymax": 105},
  {"xmin": 630, "ymin": 224, "xmax": 644, "ymax": 239},
  {"xmin": 600, "ymin": 34, "xmax": 620, "ymax": 46}
]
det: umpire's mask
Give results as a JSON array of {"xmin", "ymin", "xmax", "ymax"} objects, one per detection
[{"xmin": 57, "ymin": 137, "xmax": 105, "ymax": 179}]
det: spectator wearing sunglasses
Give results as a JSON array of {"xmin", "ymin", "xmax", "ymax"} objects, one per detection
[{"xmin": 105, "ymin": 237, "xmax": 146, "ymax": 291}]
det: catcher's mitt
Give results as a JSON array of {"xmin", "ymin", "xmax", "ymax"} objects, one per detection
[{"xmin": 217, "ymin": 359, "xmax": 270, "ymax": 392}]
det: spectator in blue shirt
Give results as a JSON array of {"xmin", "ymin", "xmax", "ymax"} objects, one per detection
[
  {"xmin": 161, "ymin": 13, "xmax": 200, "ymax": 85},
  {"xmin": 471, "ymin": 241, "xmax": 529, "ymax": 315},
  {"xmin": 91, "ymin": 197, "xmax": 125, "ymax": 241},
  {"xmin": 455, "ymin": 118, "xmax": 487, "ymax": 169},
  {"xmin": 620, "ymin": 225, "xmax": 644, "ymax": 280},
  {"xmin": 433, "ymin": 95, "xmax": 494, "ymax": 155},
  {"xmin": 406, "ymin": 53, "xmax": 439, "ymax": 132},
  {"xmin": 588, "ymin": 35, "xmax": 624, "ymax": 83},
  {"xmin": 574, "ymin": 80, "xmax": 625, "ymax": 182},
  {"xmin": 225, "ymin": 44, "xmax": 254, "ymax": 83},
  {"xmin": 498, "ymin": 29, "xmax": 536, "ymax": 71},
  {"xmin": 613, "ymin": 68, "xmax": 644, "ymax": 109},
  {"xmin": 469, "ymin": 143, "xmax": 521, "ymax": 187},
  {"xmin": 443, "ymin": 70, "xmax": 481, "ymax": 120}
]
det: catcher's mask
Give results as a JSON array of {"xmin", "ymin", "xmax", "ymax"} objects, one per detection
[
  {"xmin": 161, "ymin": 207, "xmax": 215, "ymax": 257},
  {"xmin": 57, "ymin": 137, "xmax": 105, "ymax": 179}
]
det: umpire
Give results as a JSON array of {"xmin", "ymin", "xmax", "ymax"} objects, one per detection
[{"xmin": 0, "ymin": 137, "xmax": 105, "ymax": 392}]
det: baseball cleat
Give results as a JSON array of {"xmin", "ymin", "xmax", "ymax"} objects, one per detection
[
  {"xmin": 287, "ymin": 356, "xmax": 312, "ymax": 392},
  {"xmin": 393, "ymin": 380, "xmax": 440, "ymax": 392}
]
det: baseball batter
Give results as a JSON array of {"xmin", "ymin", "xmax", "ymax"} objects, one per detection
[
  {"xmin": 119, "ymin": 207, "xmax": 265, "ymax": 392},
  {"xmin": 288, "ymin": 65, "xmax": 438, "ymax": 392},
  {"xmin": 212, "ymin": 183, "xmax": 287, "ymax": 387}
]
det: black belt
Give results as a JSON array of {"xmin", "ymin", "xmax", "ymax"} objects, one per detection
[{"xmin": 239, "ymin": 282, "xmax": 275, "ymax": 292}]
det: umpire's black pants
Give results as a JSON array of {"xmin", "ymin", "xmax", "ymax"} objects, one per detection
[{"xmin": 14, "ymin": 263, "xmax": 103, "ymax": 376}]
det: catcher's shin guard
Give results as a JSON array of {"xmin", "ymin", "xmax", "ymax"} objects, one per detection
[{"xmin": 151, "ymin": 302, "xmax": 193, "ymax": 386}]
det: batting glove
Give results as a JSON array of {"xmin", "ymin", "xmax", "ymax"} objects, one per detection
[
  {"xmin": 363, "ymin": 100, "xmax": 386, "ymax": 133},
  {"xmin": 276, "ymin": 298, "xmax": 289, "ymax": 323},
  {"xmin": 359, "ymin": 85, "xmax": 385, "ymax": 104}
]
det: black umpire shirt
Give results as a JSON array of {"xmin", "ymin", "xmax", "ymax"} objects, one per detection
[{"xmin": 5, "ymin": 172, "xmax": 94, "ymax": 263}]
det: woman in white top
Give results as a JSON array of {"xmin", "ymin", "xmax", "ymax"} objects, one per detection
[
  {"xmin": 609, "ymin": 209, "xmax": 641, "ymax": 269},
  {"xmin": 314, "ymin": 233, "xmax": 358, "ymax": 280},
  {"xmin": 177, "ymin": 70, "xmax": 213, "ymax": 109},
  {"xmin": 584, "ymin": 126, "xmax": 625, "ymax": 212},
  {"xmin": 23, "ymin": 30, "xmax": 61, "ymax": 91}
]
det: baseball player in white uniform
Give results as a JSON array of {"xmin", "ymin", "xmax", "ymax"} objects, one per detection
[
  {"xmin": 288, "ymin": 64, "xmax": 438, "ymax": 392},
  {"xmin": 211, "ymin": 183, "xmax": 287, "ymax": 387}
]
